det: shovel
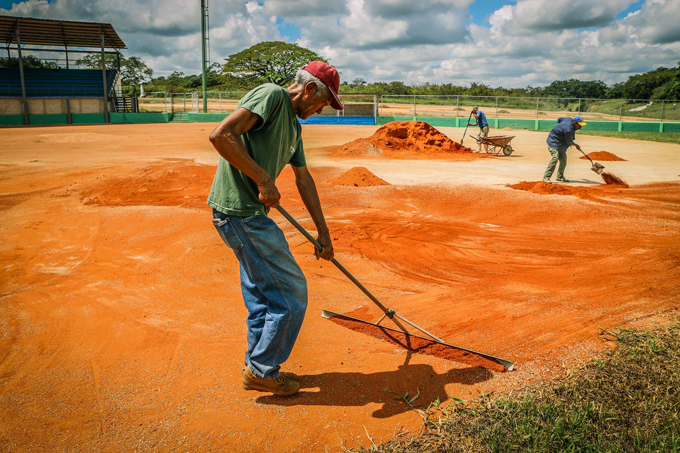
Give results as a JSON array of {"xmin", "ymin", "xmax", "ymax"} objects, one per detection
[
  {"xmin": 460, "ymin": 112, "xmax": 473, "ymax": 146},
  {"xmin": 577, "ymin": 148, "xmax": 605, "ymax": 175},
  {"xmin": 274, "ymin": 205, "xmax": 515, "ymax": 371}
]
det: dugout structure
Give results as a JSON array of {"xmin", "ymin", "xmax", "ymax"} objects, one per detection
[
  {"xmin": 299, "ymin": 93, "xmax": 379, "ymax": 125},
  {"xmin": 0, "ymin": 15, "xmax": 126, "ymax": 125}
]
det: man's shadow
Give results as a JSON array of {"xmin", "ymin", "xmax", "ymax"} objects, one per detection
[{"xmin": 256, "ymin": 353, "xmax": 493, "ymax": 418}]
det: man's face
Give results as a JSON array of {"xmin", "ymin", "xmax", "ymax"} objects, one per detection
[
  {"xmin": 574, "ymin": 123, "xmax": 582, "ymax": 130},
  {"xmin": 299, "ymin": 83, "xmax": 331, "ymax": 120}
]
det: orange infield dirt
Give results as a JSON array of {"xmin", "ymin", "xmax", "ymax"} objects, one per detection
[{"xmin": 1, "ymin": 123, "xmax": 680, "ymax": 452}]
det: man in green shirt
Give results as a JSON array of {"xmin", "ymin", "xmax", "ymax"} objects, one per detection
[{"xmin": 208, "ymin": 61, "xmax": 343, "ymax": 395}]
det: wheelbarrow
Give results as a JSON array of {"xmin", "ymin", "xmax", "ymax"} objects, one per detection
[{"xmin": 474, "ymin": 135, "xmax": 516, "ymax": 156}]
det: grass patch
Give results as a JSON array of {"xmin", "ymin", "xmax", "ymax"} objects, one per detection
[
  {"xmin": 579, "ymin": 130, "xmax": 680, "ymax": 145},
  {"xmin": 350, "ymin": 320, "xmax": 680, "ymax": 452}
]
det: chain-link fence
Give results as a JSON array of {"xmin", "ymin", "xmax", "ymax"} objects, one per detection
[
  {"xmin": 136, "ymin": 91, "xmax": 680, "ymax": 122},
  {"xmin": 139, "ymin": 92, "xmax": 379, "ymax": 116},
  {"xmin": 140, "ymin": 91, "xmax": 247, "ymax": 113},
  {"xmin": 379, "ymin": 95, "xmax": 680, "ymax": 122}
]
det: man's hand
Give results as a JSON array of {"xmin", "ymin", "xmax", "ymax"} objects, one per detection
[
  {"xmin": 314, "ymin": 232, "xmax": 334, "ymax": 261},
  {"xmin": 257, "ymin": 180, "xmax": 281, "ymax": 207}
]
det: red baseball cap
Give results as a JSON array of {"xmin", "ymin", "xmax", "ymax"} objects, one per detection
[{"xmin": 301, "ymin": 61, "xmax": 343, "ymax": 110}]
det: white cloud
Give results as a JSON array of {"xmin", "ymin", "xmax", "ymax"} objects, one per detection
[
  {"xmin": 626, "ymin": 0, "xmax": 680, "ymax": 44},
  {"xmin": 1, "ymin": 0, "xmax": 678, "ymax": 88},
  {"xmin": 506, "ymin": 0, "xmax": 637, "ymax": 34}
]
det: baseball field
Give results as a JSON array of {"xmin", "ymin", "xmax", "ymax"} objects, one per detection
[{"xmin": 1, "ymin": 122, "xmax": 679, "ymax": 451}]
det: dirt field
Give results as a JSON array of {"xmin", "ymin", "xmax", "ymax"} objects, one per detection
[{"xmin": 1, "ymin": 122, "xmax": 679, "ymax": 452}]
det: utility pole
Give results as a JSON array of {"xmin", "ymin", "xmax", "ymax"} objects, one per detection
[{"xmin": 200, "ymin": 0, "xmax": 209, "ymax": 113}]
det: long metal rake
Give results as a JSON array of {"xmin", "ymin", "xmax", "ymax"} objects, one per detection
[{"xmin": 275, "ymin": 205, "xmax": 515, "ymax": 371}]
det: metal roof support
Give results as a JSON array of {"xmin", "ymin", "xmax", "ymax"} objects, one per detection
[
  {"xmin": 15, "ymin": 24, "xmax": 29, "ymax": 125},
  {"xmin": 99, "ymin": 25, "xmax": 109, "ymax": 123},
  {"xmin": 201, "ymin": 0, "xmax": 208, "ymax": 113}
]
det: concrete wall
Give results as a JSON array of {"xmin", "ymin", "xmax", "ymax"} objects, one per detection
[
  {"xmin": 0, "ymin": 97, "xmax": 105, "ymax": 116},
  {"xmin": 69, "ymin": 98, "xmax": 104, "ymax": 114},
  {"xmin": 27, "ymin": 99, "xmax": 67, "ymax": 115},
  {"xmin": 0, "ymin": 99, "xmax": 23, "ymax": 115}
]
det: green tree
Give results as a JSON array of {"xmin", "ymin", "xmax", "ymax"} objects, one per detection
[
  {"xmin": 468, "ymin": 82, "xmax": 494, "ymax": 97},
  {"xmin": 122, "ymin": 56, "xmax": 153, "ymax": 87},
  {"xmin": 76, "ymin": 53, "xmax": 153, "ymax": 89},
  {"xmin": 621, "ymin": 66, "xmax": 676, "ymax": 99},
  {"xmin": 222, "ymin": 41, "xmax": 326, "ymax": 86},
  {"xmin": 1, "ymin": 55, "xmax": 57, "ymax": 69},
  {"xmin": 543, "ymin": 79, "xmax": 607, "ymax": 99}
]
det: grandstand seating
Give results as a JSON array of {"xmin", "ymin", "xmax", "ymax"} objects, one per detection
[{"xmin": 0, "ymin": 68, "xmax": 118, "ymax": 98}]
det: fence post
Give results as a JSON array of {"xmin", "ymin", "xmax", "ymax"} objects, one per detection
[
  {"xmin": 219, "ymin": 92, "xmax": 221, "ymax": 113},
  {"xmin": 413, "ymin": 95, "xmax": 416, "ymax": 118},
  {"xmin": 619, "ymin": 99, "xmax": 623, "ymax": 122},
  {"xmin": 660, "ymin": 101, "xmax": 664, "ymax": 132},
  {"xmin": 456, "ymin": 95, "xmax": 459, "ymax": 118},
  {"xmin": 380, "ymin": 95, "xmax": 383, "ymax": 116},
  {"xmin": 184, "ymin": 93, "xmax": 187, "ymax": 112},
  {"xmin": 578, "ymin": 98, "xmax": 581, "ymax": 114},
  {"xmin": 535, "ymin": 97, "xmax": 539, "ymax": 130},
  {"xmin": 374, "ymin": 95, "xmax": 378, "ymax": 122}
]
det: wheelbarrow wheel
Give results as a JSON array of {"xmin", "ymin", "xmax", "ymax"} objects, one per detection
[{"xmin": 503, "ymin": 145, "xmax": 513, "ymax": 156}]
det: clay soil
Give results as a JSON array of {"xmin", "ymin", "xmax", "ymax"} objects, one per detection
[
  {"xmin": 1, "ymin": 123, "xmax": 680, "ymax": 452},
  {"xmin": 327, "ymin": 120, "xmax": 477, "ymax": 159}
]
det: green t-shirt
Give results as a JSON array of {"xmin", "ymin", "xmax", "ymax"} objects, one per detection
[{"xmin": 207, "ymin": 84, "xmax": 306, "ymax": 216}]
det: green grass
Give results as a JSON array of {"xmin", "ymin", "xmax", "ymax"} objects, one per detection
[
  {"xmin": 349, "ymin": 320, "xmax": 680, "ymax": 453},
  {"xmin": 585, "ymin": 99, "xmax": 680, "ymax": 122},
  {"xmin": 579, "ymin": 130, "xmax": 680, "ymax": 145}
]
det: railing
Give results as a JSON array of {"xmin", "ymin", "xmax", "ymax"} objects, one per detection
[{"xmin": 379, "ymin": 95, "xmax": 680, "ymax": 123}]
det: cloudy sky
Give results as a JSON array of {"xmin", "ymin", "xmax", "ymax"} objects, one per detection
[{"xmin": 1, "ymin": 0, "xmax": 679, "ymax": 87}]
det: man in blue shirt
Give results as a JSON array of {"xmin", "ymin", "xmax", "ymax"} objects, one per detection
[
  {"xmin": 468, "ymin": 106, "xmax": 489, "ymax": 152},
  {"xmin": 543, "ymin": 116, "xmax": 586, "ymax": 183}
]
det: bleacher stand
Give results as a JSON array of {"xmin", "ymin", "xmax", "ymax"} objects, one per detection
[{"xmin": 0, "ymin": 15, "xmax": 127, "ymax": 125}]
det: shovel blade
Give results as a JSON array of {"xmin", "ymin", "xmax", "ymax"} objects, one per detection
[{"xmin": 591, "ymin": 162, "xmax": 605, "ymax": 174}]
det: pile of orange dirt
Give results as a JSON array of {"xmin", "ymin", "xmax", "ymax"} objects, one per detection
[
  {"xmin": 580, "ymin": 151, "xmax": 626, "ymax": 161},
  {"xmin": 328, "ymin": 167, "xmax": 390, "ymax": 186},
  {"xmin": 602, "ymin": 172, "xmax": 629, "ymax": 187},
  {"xmin": 508, "ymin": 181, "xmax": 628, "ymax": 199},
  {"xmin": 328, "ymin": 121, "xmax": 476, "ymax": 158}
]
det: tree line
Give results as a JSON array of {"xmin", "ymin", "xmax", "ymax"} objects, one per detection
[{"xmin": 3, "ymin": 41, "xmax": 679, "ymax": 101}]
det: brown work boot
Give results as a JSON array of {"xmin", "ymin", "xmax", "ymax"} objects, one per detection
[
  {"xmin": 280, "ymin": 371, "xmax": 299, "ymax": 381},
  {"xmin": 242, "ymin": 366, "xmax": 300, "ymax": 395},
  {"xmin": 242, "ymin": 369, "xmax": 298, "ymax": 381}
]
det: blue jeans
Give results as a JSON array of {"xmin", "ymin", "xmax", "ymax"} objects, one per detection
[
  {"xmin": 212, "ymin": 209, "xmax": 308, "ymax": 380},
  {"xmin": 544, "ymin": 146, "xmax": 567, "ymax": 180}
]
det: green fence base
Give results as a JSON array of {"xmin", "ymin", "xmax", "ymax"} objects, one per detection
[
  {"xmin": 0, "ymin": 115, "xmax": 25, "ymax": 126},
  {"xmin": 110, "ymin": 112, "xmax": 172, "ymax": 123},
  {"xmin": 187, "ymin": 112, "xmax": 229, "ymax": 122},
  {"xmin": 2, "ymin": 113, "xmax": 680, "ymax": 132},
  {"xmin": 71, "ymin": 113, "xmax": 106, "ymax": 124}
]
